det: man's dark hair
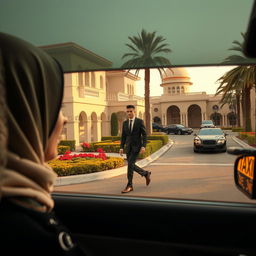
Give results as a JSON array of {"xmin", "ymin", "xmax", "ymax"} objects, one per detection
[{"xmin": 126, "ymin": 105, "xmax": 135, "ymax": 109}]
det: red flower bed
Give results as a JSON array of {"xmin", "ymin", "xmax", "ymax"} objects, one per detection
[{"xmin": 59, "ymin": 148, "xmax": 107, "ymax": 161}]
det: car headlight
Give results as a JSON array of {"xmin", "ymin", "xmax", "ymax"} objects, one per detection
[
  {"xmin": 217, "ymin": 139, "xmax": 225, "ymax": 144},
  {"xmin": 194, "ymin": 137, "xmax": 201, "ymax": 145}
]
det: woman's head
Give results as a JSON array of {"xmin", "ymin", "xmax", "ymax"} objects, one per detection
[
  {"xmin": 0, "ymin": 56, "xmax": 7, "ymax": 169},
  {"xmin": 0, "ymin": 33, "xmax": 64, "ymax": 163}
]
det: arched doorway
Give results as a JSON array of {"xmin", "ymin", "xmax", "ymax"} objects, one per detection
[
  {"xmin": 153, "ymin": 116, "xmax": 161, "ymax": 124},
  {"xmin": 188, "ymin": 104, "xmax": 202, "ymax": 128},
  {"xmin": 210, "ymin": 113, "xmax": 222, "ymax": 126},
  {"xmin": 167, "ymin": 105, "xmax": 180, "ymax": 124},
  {"xmin": 101, "ymin": 112, "xmax": 107, "ymax": 137},
  {"xmin": 79, "ymin": 111, "xmax": 87, "ymax": 143},
  {"xmin": 227, "ymin": 112, "xmax": 237, "ymax": 126},
  {"xmin": 91, "ymin": 112, "xmax": 98, "ymax": 142},
  {"xmin": 116, "ymin": 111, "xmax": 126, "ymax": 135}
]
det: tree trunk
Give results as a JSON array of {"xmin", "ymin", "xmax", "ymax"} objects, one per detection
[
  {"xmin": 235, "ymin": 93, "xmax": 241, "ymax": 127},
  {"xmin": 241, "ymin": 90, "xmax": 246, "ymax": 130},
  {"xmin": 144, "ymin": 68, "xmax": 151, "ymax": 134},
  {"xmin": 244, "ymin": 87, "xmax": 252, "ymax": 131}
]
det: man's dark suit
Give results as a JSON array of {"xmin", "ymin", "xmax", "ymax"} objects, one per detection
[{"xmin": 120, "ymin": 117, "xmax": 148, "ymax": 187}]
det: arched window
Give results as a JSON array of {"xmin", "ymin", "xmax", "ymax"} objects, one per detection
[
  {"xmin": 181, "ymin": 86, "xmax": 184, "ymax": 94},
  {"xmin": 177, "ymin": 86, "xmax": 180, "ymax": 94},
  {"xmin": 168, "ymin": 87, "xmax": 171, "ymax": 93}
]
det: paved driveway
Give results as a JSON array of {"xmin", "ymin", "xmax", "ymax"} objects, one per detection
[{"xmin": 54, "ymin": 132, "xmax": 256, "ymax": 204}]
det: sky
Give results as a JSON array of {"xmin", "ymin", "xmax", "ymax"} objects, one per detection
[
  {"xmin": 135, "ymin": 66, "xmax": 236, "ymax": 96},
  {"xmin": 0, "ymin": 0, "xmax": 253, "ymax": 70}
]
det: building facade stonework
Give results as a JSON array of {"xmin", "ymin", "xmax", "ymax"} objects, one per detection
[{"xmin": 61, "ymin": 67, "xmax": 254, "ymax": 148}]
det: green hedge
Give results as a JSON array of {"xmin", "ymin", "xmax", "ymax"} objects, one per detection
[
  {"xmin": 59, "ymin": 140, "xmax": 76, "ymax": 151},
  {"xmin": 247, "ymin": 136, "xmax": 256, "ymax": 145},
  {"xmin": 232, "ymin": 127, "xmax": 244, "ymax": 132},
  {"xmin": 138, "ymin": 140, "xmax": 163, "ymax": 158},
  {"xmin": 81, "ymin": 140, "xmax": 164, "ymax": 158},
  {"xmin": 147, "ymin": 135, "xmax": 168, "ymax": 145},
  {"xmin": 111, "ymin": 113, "xmax": 118, "ymax": 136},
  {"xmin": 49, "ymin": 157, "xmax": 124, "ymax": 176},
  {"xmin": 102, "ymin": 136, "xmax": 121, "ymax": 141},
  {"xmin": 102, "ymin": 135, "xmax": 168, "ymax": 145},
  {"xmin": 58, "ymin": 145, "xmax": 70, "ymax": 155}
]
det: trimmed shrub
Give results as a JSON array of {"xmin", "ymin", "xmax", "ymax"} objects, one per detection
[
  {"xmin": 247, "ymin": 135, "xmax": 256, "ymax": 146},
  {"xmin": 59, "ymin": 140, "xmax": 76, "ymax": 151},
  {"xmin": 58, "ymin": 145, "xmax": 70, "ymax": 155},
  {"xmin": 111, "ymin": 113, "xmax": 118, "ymax": 136},
  {"xmin": 220, "ymin": 127, "xmax": 232, "ymax": 130},
  {"xmin": 138, "ymin": 140, "xmax": 163, "ymax": 158},
  {"xmin": 147, "ymin": 135, "xmax": 168, "ymax": 145},
  {"xmin": 102, "ymin": 136, "xmax": 121, "ymax": 142},
  {"xmin": 232, "ymin": 127, "xmax": 243, "ymax": 132},
  {"xmin": 48, "ymin": 157, "xmax": 125, "ymax": 176}
]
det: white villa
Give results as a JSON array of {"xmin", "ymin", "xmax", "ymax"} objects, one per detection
[{"xmin": 41, "ymin": 43, "xmax": 255, "ymax": 148}]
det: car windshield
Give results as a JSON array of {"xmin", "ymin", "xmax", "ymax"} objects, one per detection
[
  {"xmin": 2, "ymin": 0, "xmax": 256, "ymax": 205},
  {"xmin": 202, "ymin": 120, "xmax": 213, "ymax": 124},
  {"xmin": 198, "ymin": 129, "xmax": 224, "ymax": 136}
]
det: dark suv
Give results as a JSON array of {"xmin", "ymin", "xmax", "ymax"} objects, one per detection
[
  {"xmin": 152, "ymin": 122, "xmax": 165, "ymax": 132},
  {"xmin": 164, "ymin": 124, "xmax": 193, "ymax": 135}
]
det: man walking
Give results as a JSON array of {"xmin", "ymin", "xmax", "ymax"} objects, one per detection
[{"xmin": 119, "ymin": 105, "xmax": 151, "ymax": 193}]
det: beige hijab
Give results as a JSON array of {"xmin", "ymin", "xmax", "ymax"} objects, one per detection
[{"xmin": 0, "ymin": 33, "xmax": 64, "ymax": 212}]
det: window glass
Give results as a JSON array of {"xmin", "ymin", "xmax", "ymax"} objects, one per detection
[
  {"xmin": 0, "ymin": 0, "xmax": 255, "ymax": 72},
  {"xmin": 53, "ymin": 65, "xmax": 256, "ymax": 205}
]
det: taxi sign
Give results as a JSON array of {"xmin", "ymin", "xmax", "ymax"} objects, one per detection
[{"xmin": 234, "ymin": 155, "xmax": 256, "ymax": 199}]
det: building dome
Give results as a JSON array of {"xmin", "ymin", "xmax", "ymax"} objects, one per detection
[
  {"xmin": 162, "ymin": 67, "xmax": 189, "ymax": 80},
  {"xmin": 160, "ymin": 67, "xmax": 192, "ymax": 95}
]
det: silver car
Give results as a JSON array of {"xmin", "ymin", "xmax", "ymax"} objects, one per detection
[{"xmin": 194, "ymin": 128, "xmax": 227, "ymax": 153}]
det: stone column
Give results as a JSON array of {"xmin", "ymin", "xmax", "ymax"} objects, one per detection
[
  {"xmin": 86, "ymin": 120, "xmax": 92, "ymax": 143},
  {"xmin": 97, "ymin": 120, "xmax": 102, "ymax": 141}
]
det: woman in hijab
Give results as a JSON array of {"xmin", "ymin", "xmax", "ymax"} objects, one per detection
[{"xmin": 0, "ymin": 33, "xmax": 86, "ymax": 255}]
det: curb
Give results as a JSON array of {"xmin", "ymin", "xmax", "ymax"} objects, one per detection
[
  {"xmin": 54, "ymin": 140, "xmax": 174, "ymax": 186},
  {"xmin": 230, "ymin": 135, "xmax": 255, "ymax": 149}
]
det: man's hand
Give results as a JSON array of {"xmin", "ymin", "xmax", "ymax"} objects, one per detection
[
  {"xmin": 140, "ymin": 147, "xmax": 146, "ymax": 154},
  {"xmin": 119, "ymin": 148, "xmax": 124, "ymax": 156}
]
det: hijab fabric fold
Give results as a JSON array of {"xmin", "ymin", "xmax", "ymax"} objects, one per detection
[{"xmin": 0, "ymin": 33, "xmax": 64, "ymax": 212}]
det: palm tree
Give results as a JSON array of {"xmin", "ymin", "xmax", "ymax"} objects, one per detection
[
  {"xmin": 216, "ymin": 66, "xmax": 256, "ymax": 131},
  {"xmin": 121, "ymin": 29, "xmax": 171, "ymax": 134},
  {"xmin": 218, "ymin": 33, "xmax": 256, "ymax": 131},
  {"xmin": 216, "ymin": 80, "xmax": 241, "ymax": 127}
]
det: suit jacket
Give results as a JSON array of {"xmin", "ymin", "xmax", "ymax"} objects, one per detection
[{"xmin": 120, "ymin": 117, "xmax": 147, "ymax": 152}]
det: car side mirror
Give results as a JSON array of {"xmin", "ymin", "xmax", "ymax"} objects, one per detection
[{"xmin": 228, "ymin": 147, "xmax": 256, "ymax": 199}]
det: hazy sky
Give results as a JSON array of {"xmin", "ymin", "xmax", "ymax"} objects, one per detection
[
  {"xmin": 0, "ymin": 0, "xmax": 253, "ymax": 69},
  {"xmin": 135, "ymin": 66, "xmax": 236, "ymax": 96}
]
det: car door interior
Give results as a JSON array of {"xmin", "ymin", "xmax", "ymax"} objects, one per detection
[{"xmin": 53, "ymin": 193, "xmax": 256, "ymax": 256}]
